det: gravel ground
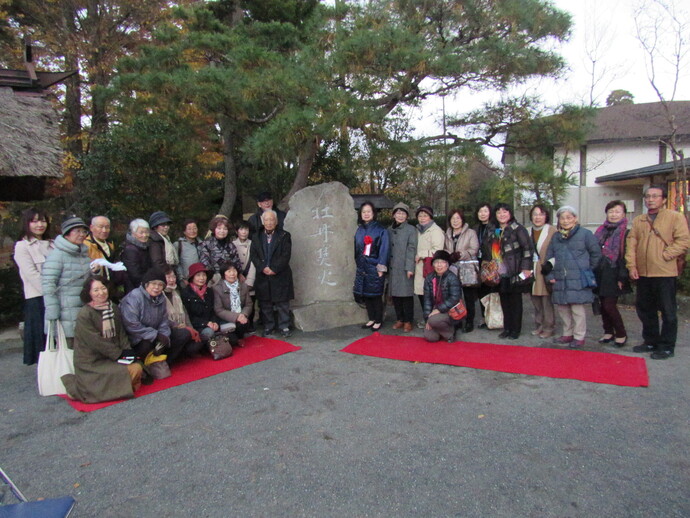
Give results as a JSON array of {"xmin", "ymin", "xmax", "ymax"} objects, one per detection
[{"xmin": 1, "ymin": 301, "xmax": 688, "ymax": 517}]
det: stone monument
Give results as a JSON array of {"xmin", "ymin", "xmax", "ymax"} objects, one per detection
[{"xmin": 284, "ymin": 182, "xmax": 367, "ymax": 331}]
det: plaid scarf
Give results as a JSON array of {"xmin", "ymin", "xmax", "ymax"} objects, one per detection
[
  {"xmin": 594, "ymin": 218, "xmax": 628, "ymax": 264},
  {"xmin": 91, "ymin": 300, "xmax": 116, "ymax": 338}
]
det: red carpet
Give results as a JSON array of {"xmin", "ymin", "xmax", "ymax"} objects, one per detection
[
  {"xmin": 60, "ymin": 336, "xmax": 301, "ymax": 412},
  {"xmin": 341, "ymin": 334, "xmax": 648, "ymax": 387}
]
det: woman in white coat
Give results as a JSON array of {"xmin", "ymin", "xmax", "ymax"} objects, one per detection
[
  {"xmin": 14, "ymin": 208, "xmax": 54, "ymax": 364},
  {"xmin": 413, "ymin": 206, "xmax": 445, "ymax": 327}
]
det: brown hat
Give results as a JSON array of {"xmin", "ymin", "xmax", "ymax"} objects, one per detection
[{"xmin": 416, "ymin": 205, "xmax": 434, "ymax": 219}]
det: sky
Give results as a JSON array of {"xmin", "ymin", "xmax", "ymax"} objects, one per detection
[{"xmin": 412, "ymin": 0, "xmax": 690, "ymax": 163}]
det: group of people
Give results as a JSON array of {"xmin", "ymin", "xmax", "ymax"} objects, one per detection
[
  {"xmin": 13, "ymin": 186, "xmax": 689, "ymax": 401},
  {"xmin": 353, "ymin": 186, "xmax": 689, "ymax": 361},
  {"xmin": 14, "ymin": 192, "xmax": 294, "ymax": 403}
]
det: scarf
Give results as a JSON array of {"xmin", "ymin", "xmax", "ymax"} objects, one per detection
[
  {"xmin": 417, "ymin": 221, "xmax": 434, "ymax": 233},
  {"xmin": 191, "ymin": 282, "xmax": 208, "ymax": 300},
  {"xmin": 161, "ymin": 232, "xmax": 179, "ymax": 266},
  {"xmin": 164, "ymin": 286, "xmax": 187, "ymax": 326},
  {"xmin": 594, "ymin": 218, "xmax": 628, "ymax": 264},
  {"xmin": 432, "ymin": 276, "xmax": 444, "ymax": 308},
  {"xmin": 224, "ymin": 280, "xmax": 242, "ymax": 313},
  {"xmin": 125, "ymin": 232, "xmax": 148, "ymax": 249},
  {"xmin": 491, "ymin": 228, "xmax": 503, "ymax": 261},
  {"xmin": 558, "ymin": 226, "xmax": 573, "ymax": 239},
  {"xmin": 90, "ymin": 300, "xmax": 116, "ymax": 338}
]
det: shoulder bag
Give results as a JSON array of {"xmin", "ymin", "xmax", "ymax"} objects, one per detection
[
  {"xmin": 647, "ymin": 219, "xmax": 687, "ymax": 276},
  {"xmin": 37, "ymin": 321, "xmax": 74, "ymax": 396}
]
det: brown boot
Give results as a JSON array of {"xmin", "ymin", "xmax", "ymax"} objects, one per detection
[
  {"xmin": 392, "ymin": 320, "xmax": 404, "ymax": 329},
  {"xmin": 403, "ymin": 322, "xmax": 413, "ymax": 332}
]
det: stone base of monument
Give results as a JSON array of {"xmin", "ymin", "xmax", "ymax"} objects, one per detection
[{"xmin": 291, "ymin": 301, "xmax": 368, "ymax": 332}]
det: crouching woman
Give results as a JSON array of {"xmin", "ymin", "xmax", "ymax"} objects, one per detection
[
  {"xmin": 62, "ymin": 276, "xmax": 143, "ymax": 403},
  {"xmin": 423, "ymin": 250, "xmax": 462, "ymax": 343}
]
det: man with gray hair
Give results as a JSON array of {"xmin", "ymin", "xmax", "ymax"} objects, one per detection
[
  {"xmin": 626, "ymin": 185, "xmax": 690, "ymax": 360},
  {"xmin": 250, "ymin": 210, "xmax": 294, "ymax": 338}
]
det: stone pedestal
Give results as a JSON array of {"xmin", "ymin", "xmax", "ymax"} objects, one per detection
[{"xmin": 284, "ymin": 182, "xmax": 367, "ymax": 331}]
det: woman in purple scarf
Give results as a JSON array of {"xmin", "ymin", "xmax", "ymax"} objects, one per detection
[{"xmin": 594, "ymin": 200, "xmax": 631, "ymax": 347}]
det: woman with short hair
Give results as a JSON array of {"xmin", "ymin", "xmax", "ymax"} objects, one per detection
[
  {"xmin": 62, "ymin": 276, "xmax": 143, "ymax": 403},
  {"xmin": 387, "ymin": 203, "xmax": 417, "ymax": 332},
  {"xmin": 545, "ymin": 206, "xmax": 602, "ymax": 348},
  {"xmin": 176, "ymin": 218, "xmax": 202, "ymax": 286},
  {"xmin": 181, "ymin": 262, "xmax": 219, "ymax": 345},
  {"xmin": 121, "ymin": 219, "xmax": 152, "ymax": 293},
  {"xmin": 14, "ymin": 208, "xmax": 54, "ymax": 364},
  {"xmin": 199, "ymin": 215, "xmax": 242, "ymax": 286},
  {"xmin": 594, "ymin": 200, "xmax": 631, "ymax": 347},
  {"xmin": 42, "ymin": 216, "xmax": 93, "ymax": 344},
  {"xmin": 414, "ymin": 206, "xmax": 445, "ymax": 326},
  {"xmin": 528, "ymin": 204, "xmax": 557, "ymax": 338},
  {"xmin": 213, "ymin": 262, "xmax": 253, "ymax": 346},
  {"xmin": 353, "ymin": 201, "xmax": 390, "ymax": 331},
  {"xmin": 444, "ymin": 209, "xmax": 479, "ymax": 333},
  {"xmin": 423, "ymin": 250, "xmax": 462, "ymax": 342}
]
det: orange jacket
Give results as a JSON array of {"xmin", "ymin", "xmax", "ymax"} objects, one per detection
[{"xmin": 625, "ymin": 208, "xmax": 690, "ymax": 277}]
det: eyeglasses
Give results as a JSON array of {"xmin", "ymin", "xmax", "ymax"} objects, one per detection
[{"xmin": 644, "ymin": 194, "xmax": 663, "ymax": 199}]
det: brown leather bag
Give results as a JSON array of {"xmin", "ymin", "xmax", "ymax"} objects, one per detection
[{"xmin": 208, "ymin": 333, "xmax": 233, "ymax": 361}]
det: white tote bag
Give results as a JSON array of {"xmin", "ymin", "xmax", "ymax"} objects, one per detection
[
  {"xmin": 480, "ymin": 293, "xmax": 504, "ymax": 330},
  {"xmin": 37, "ymin": 321, "xmax": 74, "ymax": 396}
]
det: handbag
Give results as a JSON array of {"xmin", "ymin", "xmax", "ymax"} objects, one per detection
[
  {"xmin": 480, "ymin": 259, "xmax": 500, "ymax": 286},
  {"xmin": 37, "ymin": 321, "xmax": 74, "ymax": 396},
  {"xmin": 565, "ymin": 247, "xmax": 597, "ymax": 289},
  {"xmin": 455, "ymin": 260, "xmax": 480, "ymax": 287},
  {"xmin": 448, "ymin": 299, "xmax": 467, "ymax": 321},
  {"xmin": 208, "ymin": 333, "xmax": 233, "ymax": 360},
  {"xmin": 422, "ymin": 257, "xmax": 434, "ymax": 277},
  {"xmin": 480, "ymin": 293, "xmax": 504, "ymax": 329}
]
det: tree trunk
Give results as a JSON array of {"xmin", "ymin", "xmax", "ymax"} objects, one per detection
[
  {"xmin": 62, "ymin": 4, "xmax": 81, "ymax": 157},
  {"xmin": 218, "ymin": 119, "xmax": 237, "ymax": 217},
  {"xmin": 280, "ymin": 135, "xmax": 320, "ymax": 210}
]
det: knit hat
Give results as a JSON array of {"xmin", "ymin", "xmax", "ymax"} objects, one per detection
[
  {"xmin": 61, "ymin": 216, "xmax": 88, "ymax": 236},
  {"xmin": 392, "ymin": 202, "xmax": 410, "ymax": 217},
  {"xmin": 149, "ymin": 211, "xmax": 173, "ymax": 230},
  {"xmin": 432, "ymin": 250, "xmax": 452, "ymax": 265},
  {"xmin": 416, "ymin": 205, "xmax": 434, "ymax": 219},
  {"xmin": 141, "ymin": 268, "xmax": 166, "ymax": 286},
  {"xmin": 256, "ymin": 191, "xmax": 273, "ymax": 202},
  {"xmin": 187, "ymin": 262, "xmax": 211, "ymax": 283}
]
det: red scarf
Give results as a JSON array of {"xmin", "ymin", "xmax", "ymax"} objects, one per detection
[{"xmin": 191, "ymin": 283, "xmax": 208, "ymax": 299}]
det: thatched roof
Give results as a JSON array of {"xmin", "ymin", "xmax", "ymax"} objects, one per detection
[{"xmin": 0, "ymin": 87, "xmax": 63, "ymax": 178}]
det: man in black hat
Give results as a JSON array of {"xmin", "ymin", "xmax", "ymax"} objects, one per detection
[{"xmin": 247, "ymin": 191, "xmax": 286, "ymax": 235}]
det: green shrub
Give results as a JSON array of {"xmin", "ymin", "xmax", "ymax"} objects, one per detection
[{"xmin": 0, "ymin": 266, "xmax": 23, "ymax": 327}]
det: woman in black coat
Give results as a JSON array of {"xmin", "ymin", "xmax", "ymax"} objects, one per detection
[
  {"xmin": 250, "ymin": 210, "xmax": 294, "ymax": 338},
  {"xmin": 593, "ymin": 200, "xmax": 631, "ymax": 347},
  {"xmin": 121, "ymin": 219, "xmax": 152, "ymax": 293},
  {"xmin": 181, "ymin": 262, "xmax": 219, "ymax": 345},
  {"xmin": 480, "ymin": 203, "xmax": 534, "ymax": 339}
]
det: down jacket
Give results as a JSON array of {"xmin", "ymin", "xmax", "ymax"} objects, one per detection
[
  {"xmin": 41, "ymin": 235, "xmax": 92, "ymax": 338},
  {"xmin": 545, "ymin": 225, "xmax": 602, "ymax": 305},
  {"xmin": 422, "ymin": 270, "xmax": 462, "ymax": 320},
  {"xmin": 120, "ymin": 285, "xmax": 171, "ymax": 345},
  {"xmin": 353, "ymin": 221, "xmax": 390, "ymax": 297}
]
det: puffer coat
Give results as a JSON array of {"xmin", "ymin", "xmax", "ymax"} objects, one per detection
[
  {"xmin": 545, "ymin": 225, "xmax": 602, "ymax": 305},
  {"xmin": 353, "ymin": 221, "xmax": 390, "ymax": 297},
  {"xmin": 120, "ymin": 285, "xmax": 171, "ymax": 345},
  {"xmin": 41, "ymin": 235, "xmax": 92, "ymax": 338},
  {"xmin": 422, "ymin": 270, "xmax": 462, "ymax": 320}
]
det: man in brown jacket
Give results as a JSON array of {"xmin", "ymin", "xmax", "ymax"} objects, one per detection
[{"xmin": 626, "ymin": 185, "xmax": 690, "ymax": 359}]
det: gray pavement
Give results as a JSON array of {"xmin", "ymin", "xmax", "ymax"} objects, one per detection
[{"xmin": 1, "ymin": 301, "xmax": 689, "ymax": 517}]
